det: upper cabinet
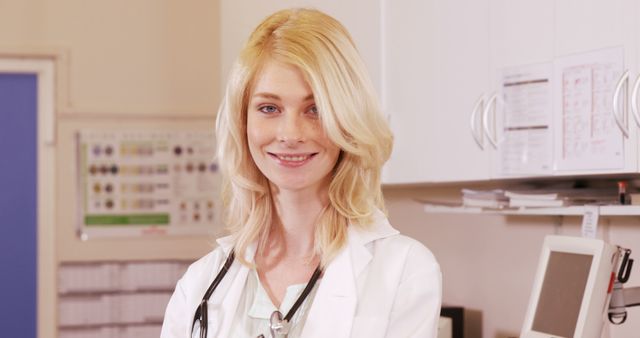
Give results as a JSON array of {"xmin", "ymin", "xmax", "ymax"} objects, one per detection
[
  {"xmin": 382, "ymin": 0, "xmax": 640, "ymax": 184},
  {"xmin": 382, "ymin": 0, "xmax": 555, "ymax": 183},
  {"xmin": 553, "ymin": 0, "xmax": 638, "ymax": 176},
  {"xmin": 487, "ymin": 0, "xmax": 555, "ymax": 179},
  {"xmin": 382, "ymin": 0, "xmax": 491, "ymax": 184}
]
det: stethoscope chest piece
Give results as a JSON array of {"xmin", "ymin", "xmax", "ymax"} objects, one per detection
[{"xmin": 269, "ymin": 310, "xmax": 291, "ymax": 337}]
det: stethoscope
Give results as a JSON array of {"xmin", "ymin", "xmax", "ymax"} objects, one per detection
[{"xmin": 192, "ymin": 250, "xmax": 322, "ymax": 338}]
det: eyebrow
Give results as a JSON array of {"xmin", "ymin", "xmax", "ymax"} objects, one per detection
[{"xmin": 252, "ymin": 92, "xmax": 314, "ymax": 101}]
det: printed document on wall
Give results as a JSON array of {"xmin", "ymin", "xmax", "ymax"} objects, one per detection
[
  {"xmin": 497, "ymin": 62, "xmax": 553, "ymax": 176},
  {"xmin": 553, "ymin": 47, "xmax": 625, "ymax": 171},
  {"xmin": 76, "ymin": 130, "xmax": 223, "ymax": 239}
]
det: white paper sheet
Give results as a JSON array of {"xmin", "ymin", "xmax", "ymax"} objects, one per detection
[
  {"xmin": 497, "ymin": 62, "xmax": 554, "ymax": 176},
  {"xmin": 553, "ymin": 47, "xmax": 625, "ymax": 171}
]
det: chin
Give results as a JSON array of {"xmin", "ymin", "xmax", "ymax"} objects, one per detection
[{"xmin": 269, "ymin": 177, "xmax": 323, "ymax": 193}]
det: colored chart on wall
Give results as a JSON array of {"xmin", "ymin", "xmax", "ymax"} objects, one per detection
[{"xmin": 76, "ymin": 130, "xmax": 222, "ymax": 239}]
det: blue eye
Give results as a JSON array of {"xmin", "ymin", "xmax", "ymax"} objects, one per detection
[
  {"xmin": 258, "ymin": 105, "xmax": 279, "ymax": 114},
  {"xmin": 307, "ymin": 105, "xmax": 319, "ymax": 117}
]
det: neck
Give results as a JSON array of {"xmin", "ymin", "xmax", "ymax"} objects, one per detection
[{"xmin": 268, "ymin": 184, "xmax": 329, "ymax": 258}]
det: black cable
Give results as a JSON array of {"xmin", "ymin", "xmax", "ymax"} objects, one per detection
[
  {"xmin": 192, "ymin": 250, "xmax": 236, "ymax": 335},
  {"xmin": 284, "ymin": 264, "xmax": 322, "ymax": 322}
]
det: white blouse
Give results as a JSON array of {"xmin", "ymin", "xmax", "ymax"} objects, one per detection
[{"xmin": 228, "ymin": 269, "xmax": 319, "ymax": 337}]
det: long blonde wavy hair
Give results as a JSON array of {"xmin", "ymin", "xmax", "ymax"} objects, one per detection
[{"xmin": 216, "ymin": 8, "xmax": 393, "ymax": 267}]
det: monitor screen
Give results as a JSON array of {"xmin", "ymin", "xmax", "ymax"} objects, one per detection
[
  {"xmin": 532, "ymin": 252, "xmax": 593, "ymax": 337},
  {"xmin": 520, "ymin": 235, "xmax": 619, "ymax": 338}
]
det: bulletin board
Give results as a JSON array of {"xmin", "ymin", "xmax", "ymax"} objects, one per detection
[{"xmin": 76, "ymin": 130, "xmax": 221, "ymax": 239}]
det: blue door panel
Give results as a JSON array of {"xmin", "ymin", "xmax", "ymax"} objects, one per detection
[{"xmin": 0, "ymin": 73, "xmax": 38, "ymax": 338}]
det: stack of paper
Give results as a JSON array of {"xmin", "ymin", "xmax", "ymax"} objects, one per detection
[
  {"xmin": 462, "ymin": 189, "xmax": 509, "ymax": 208},
  {"xmin": 504, "ymin": 188, "xmax": 619, "ymax": 208},
  {"xmin": 505, "ymin": 190, "xmax": 566, "ymax": 207}
]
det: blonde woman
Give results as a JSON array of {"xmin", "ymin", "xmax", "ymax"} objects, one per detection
[{"xmin": 162, "ymin": 8, "xmax": 441, "ymax": 338}]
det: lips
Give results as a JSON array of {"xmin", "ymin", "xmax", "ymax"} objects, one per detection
[{"xmin": 268, "ymin": 152, "xmax": 317, "ymax": 167}]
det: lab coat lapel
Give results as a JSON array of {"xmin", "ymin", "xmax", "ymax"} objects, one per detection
[
  {"xmin": 301, "ymin": 238, "xmax": 362, "ymax": 338},
  {"xmin": 209, "ymin": 236, "xmax": 254, "ymax": 337},
  {"xmin": 302, "ymin": 211, "xmax": 398, "ymax": 337}
]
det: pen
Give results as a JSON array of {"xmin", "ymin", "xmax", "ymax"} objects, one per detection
[{"xmin": 618, "ymin": 181, "xmax": 627, "ymax": 205}]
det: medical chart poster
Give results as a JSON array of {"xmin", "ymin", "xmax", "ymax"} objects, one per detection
[
  {"xmin": 76, "ymin": 130, "xmax": 222, "ymax": 239},
  {"xmin": 553, "ymin": 47, "xmax": 625, "ymax": 171},
  {"xmin": 497, "ymin": 62, "xmax": 553, "ymax": 176}
]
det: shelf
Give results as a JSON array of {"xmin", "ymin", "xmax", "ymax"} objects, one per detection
[{"xmin": 423, "ymin": 204, "xmax": 640, "ymax": 216}]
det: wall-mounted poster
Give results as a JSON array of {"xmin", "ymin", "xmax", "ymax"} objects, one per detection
[{"xmin": 76, "ymin": 130, "xmax": 222, "ymax": 239}]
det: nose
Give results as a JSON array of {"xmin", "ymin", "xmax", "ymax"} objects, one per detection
[{"xmin": 277, "ymin": 113, "xmax": 305, "ymax": 146}]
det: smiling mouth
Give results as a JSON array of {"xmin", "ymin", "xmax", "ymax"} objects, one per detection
[{"xmin": 268, "ymin": 153, "xmax": 317, "ymax": 163}]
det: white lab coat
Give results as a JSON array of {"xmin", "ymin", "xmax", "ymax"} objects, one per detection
[{"xmin": 161, "ymin": 210, "xmax": 442, "ymax": 337}]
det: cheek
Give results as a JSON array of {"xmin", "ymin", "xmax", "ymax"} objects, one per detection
[
  {"xmin": 318, "ymin": 135, "xmax": 341, "ymax": 164},
  {"xmin": 246, "ymin": 117, "xmax": 266, "ymax": 152}
]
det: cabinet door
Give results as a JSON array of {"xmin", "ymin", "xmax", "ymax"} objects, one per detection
[
  {"xmin": 382, "ymin": 0, "xmax": 490, "ymax": 184},
  {"xmin": 488, "ymin": 0, "xmax": 555, "ymax": 179},
  {"xmin": 554, "ymin": 0, "xmax": 638, "ymax": 175}
]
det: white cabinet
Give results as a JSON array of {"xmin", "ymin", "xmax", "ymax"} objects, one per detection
[
  {"xmin": 553, "ymin": 0, "xmax": 638, "ymax": 176},
  {"xmin": 488, "ymin": 0, "xmax": 555, "ymax": 179},
  {"xmin": 382, "ymin": 0, "xmax": 491, "ymax": 184},
  {"xmin": 382, "ymin": 0, "xmax": 640, "ymax": 184},
  {"xmin": 382, "ymin": 0, "xmax": 556, "ymax": 184}
]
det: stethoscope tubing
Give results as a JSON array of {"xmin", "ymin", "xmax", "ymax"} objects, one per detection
[{"xmin": 191, "ymin": 249, "xmax": 322, "ymax": 338}]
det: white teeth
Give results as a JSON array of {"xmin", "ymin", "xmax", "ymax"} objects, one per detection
[{"xmin": 277, "ymin": 154, "xmax": 309, "ymax": 162}]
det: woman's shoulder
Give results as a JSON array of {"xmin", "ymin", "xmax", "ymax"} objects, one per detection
[
  {"xmin": 372, "ymin": 233, "xmax": 439, "ymax": 268},
  {"xmin": 179, "ymin": 244, "xmax": 229, "ymax": 288},
  {"xmin": 357, "ymin": 210, "xmax": 439, "ymax": 273}
]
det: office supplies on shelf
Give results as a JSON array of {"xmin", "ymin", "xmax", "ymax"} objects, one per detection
[
  {"xmin": 618, "ymin": 181, "xmax": 628, "ymax": 205},
  {"xmin": 504, "ymin": 187, "xmax": 618, "ymax": 208},
  {"xmin": 508, "ymin": 197, "xmax": 567, "ymax": 208},
  {"xmin": 461, "ymin": 189, "xmax": 508, "ymax": 209}
]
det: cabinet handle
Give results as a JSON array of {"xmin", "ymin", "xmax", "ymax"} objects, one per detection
[
  {"xmin": 631, "ymin": 73, "xmax": 640, "ymax": 128},
  {"xmin": 469, "ymin": 95, "xmax": 485, "ymax": 150},
  {"xmin": 482, "ymin": 93, "xmax": 498, "ymax": 148},
  {"xmin": 612, "ymin": 70, "xmax": 629, "ymax": 138}
]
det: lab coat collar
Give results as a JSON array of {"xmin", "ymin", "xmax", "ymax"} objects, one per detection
[
  {"xmin": 210, "ymin": 235, "xmax": 255, "ymax": 336},
  {"xmin": 301, "ymin": 209, "xmax": 399, "ymax": 337},
  {"xmin": 215, "ymin": 235, "xmax": 236, "ymax": 256}
]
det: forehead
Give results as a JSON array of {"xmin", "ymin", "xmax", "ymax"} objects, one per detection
[{"xmin": 251, "ymin": 60, "xmax": 314, "ymax": 99}]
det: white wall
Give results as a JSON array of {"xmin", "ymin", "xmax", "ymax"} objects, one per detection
[{"xmin": 384, "ymin": 186, "xmax": 640, "ymax": 338}]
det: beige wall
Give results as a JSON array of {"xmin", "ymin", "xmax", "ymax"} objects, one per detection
[
  {"xmin": 0, "ymin": 1, "xmax": 221, "ymax": 261},
  {"xmin": 1, "ymin": 0, "xmax": 220, "ymax": 115},
  {"xmin": 1, "ymin": 1, "xmax": 221, "ymax": 336},
  {"xmin": 384, "ymin": 185, "xmax": 640, "ymax": 338}
]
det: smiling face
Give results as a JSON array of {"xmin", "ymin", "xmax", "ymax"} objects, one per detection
[{"xmin": 246, "ymin": 60, "xmax": 340, "ymax": 194}]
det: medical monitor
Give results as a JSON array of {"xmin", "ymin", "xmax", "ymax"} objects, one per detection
[{"xmin": 520, "ymin": 235, "xmax": 619, "ymax": 338}]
